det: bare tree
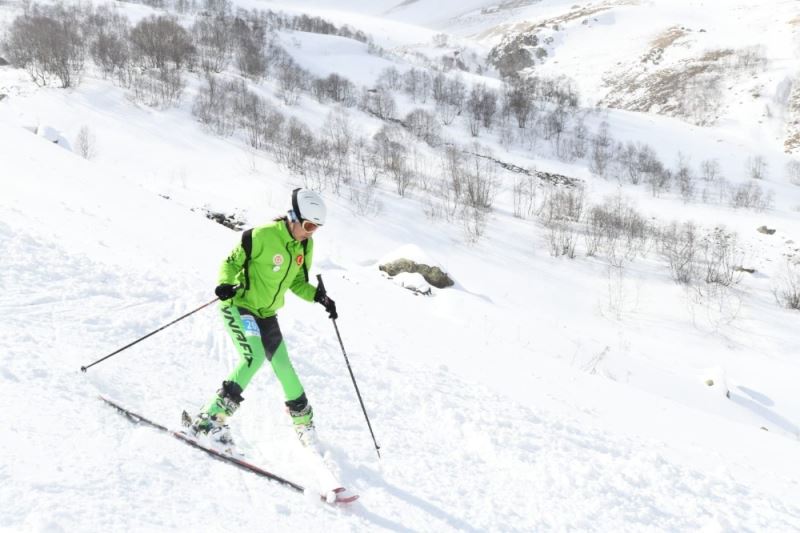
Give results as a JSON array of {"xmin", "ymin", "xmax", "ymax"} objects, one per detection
[
  {"xmin": 130, "ymin": 15, "xmax": 195, "ymax": 71},
  {"xmin": 403, "ymin": 68, "xmax": 431, "ymax": 103},
  {"xmin": 234, "ymin": 17, "xmax": 268, "ymax": 80},
  {"xmin": 568, "ymin": 118, "xmax": 589, "ymax": 160},
  {"xmin": 373, "ymin": 125, "xmax": 411, "ymax": 196},
  {"xmin": 74, "ymin": 125, "xmax": 96, "ymax": 159},
  {"xmin": 584, "ymin": 194, "xmax": 650, "ymax": 265},
  {"xmin": 4, "ymin": 8, "xmax": 86, "ymax": 88},
  {"xmin": 312, "ymin": 73, "xmax": 356, "ymax": 106},
  {"xmin": 701, "ymin": 227, "xmax": 743, "ymax": 287},
  {"xmin": 129, "ymin": 65, "xmax": 185, "ymax": 108},
  {"xmin": 546, "ymin": 219, "xmax": 578, "ymax": 258},
  {"xmin": 276, "ymin": 117, "xmax": 315, "ymax": 175},
  {"xmin": 88, "ymin": 7, "xmax": 130, "ymax": 79},
  {"xmin": 192, "ymin": 75, "xmax": 237, "ymax": 135},
  {"xmin": 466, "ymin": 83, "xmax": 498, "ymax": 136},
  {"xmin": 617, "ymin": 142, "xmax": 642, "ymax": 185},
  {"xmin": 376, "ymin": 66, "xmax": 401, "ymax": 90},
  {"xmin": 359, "ymin": 86, "xmax": 396, "ymax": 120},
  {"xmin": 773, "ymin": 261, "xmax": 800, "ymax": 310},
  {"xmin": 544, "ymin": 106, "xmax": 569, "ymax": 157},
  {"xmin": 675, "ymin": 153, "xmax": 696, "ymax": 203},
  {"xmin": 700, "ymin": 158, "xmax": 722, "ymax": 182},
  {"xmin": 463, "ymin": 145, "xmax": 499, "ymax": 210},
  {"xmin": 728, "ymin": 181, "xmax": 773, "ymax": 211},
  {"xmin": 512, "ymin": 174, "xmax": 537, "ymax": 219},
  {"xmin": 433, "ymin": 75, "xmax": 466, "ymax": 126},
  {"xmin": 323, "ymin": 108, "xmax": 354, "ymax": 192},
  {"xmin": 589, "ymin": 121, "xmax": 613, "ymax": 177},
  {"xmin": 785, "ymin": 160, "xmax": 800, "ymax": 186},
  {"xmin": 193, "ymin": 13, "xmax": 233, "ymax": 73},
  {"xmin": 277, "ymin": 61, "xmax": 307, "ymax": 105},
  {"xmin": 404, "ymin": 108, "xmax": 442, "ymax": 147},
  {"xmin": 746, "ymin": 155, "xmax": 768, "ymax": 180},
  {"xmin": 504, "ymin": 78, "xmax": 534, "ymax": 129},
  {"xmin": 659, "ymin": 221, "xmax": 699, "ymax": 285}
]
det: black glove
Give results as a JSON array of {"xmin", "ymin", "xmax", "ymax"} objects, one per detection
[
  {"xmin": 215, "ymin": 283, "xmax": 238, "ymax": 301},
  {"xmin": 314, "ymin": 285, "xmax": 337, "ymax": 319}
]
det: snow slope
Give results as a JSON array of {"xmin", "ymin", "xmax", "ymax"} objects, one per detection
[
  {"xmin": 2, "ymin": 0, "xmax": 800, "ymax": 531},
  {"xmin": 282, "ymin": 0, "xmax": 800, "ymax": 151}
]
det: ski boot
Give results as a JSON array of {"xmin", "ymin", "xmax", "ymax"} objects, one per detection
[
  {"xmin": 183, "ymin": 381, "xmax": 244, "ymax": 452},
  {"xmin": 288, "ymin": 401, "xmax": 318, "ymax": 449},
  {"xmin": 294, "ymin": 419, "xmax": 319, "ymax": 449},
  {"xmin": 185, "ymin": 412, "xmax": 234, "ymax": 447}
]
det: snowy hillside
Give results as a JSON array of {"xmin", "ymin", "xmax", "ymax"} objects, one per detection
[
  {"xmin": 2, "ymin": 0, "xmax": 800, "ymax": 531},
  {"xmin": 283, "ymin": 0, "xmax": 800, "ymax": 151}
]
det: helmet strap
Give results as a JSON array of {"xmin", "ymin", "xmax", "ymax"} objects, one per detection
[{"xmin": 291, "ymin": 188, "xmax": 303, "ymax": 221}]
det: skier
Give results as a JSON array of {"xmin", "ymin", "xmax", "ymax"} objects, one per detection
[{"xmin": 187, "ymin": 188, "xmax": 337, "ymax": 449}]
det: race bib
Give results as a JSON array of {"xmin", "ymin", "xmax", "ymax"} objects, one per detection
[{"xmin": 241, "ymin": 315, "xmax": 260, "ymax": 337}]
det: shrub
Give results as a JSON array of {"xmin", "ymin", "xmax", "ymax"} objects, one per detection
[
  {"xmin": 312, "ymin": 73, "xmax": 357, "ymax": 106},
  {"xmin": 774, "ymin": 262, "xmax": 800, "ymax": 310},
  {"xmin": 584, "ymin": 194, "xmax": 650, "ymax": 265},
  {"xmin": 700, "ymin": 227, "xmax": 743, "ymax": 287},
  {"xmin": 403, "ymin": 108, "xmax": 442, "ymax": 147},
  {"xmin": 786, "ymin": 160, "xmax": 800, "ymax": 186},
  {"xmin": 659, "ymin": 221, "xmax": 699, "ymax": 284},
  {"xmin": 728, "ymin": 181, "xmax": 773, "ymax": 211},
  {"xmin": 130, "ymin": 15, "xmax": 194, "ymax": 71},
  {"xmin": 3, "ymin": 8, "xmax": 86, "ymax": 88}
]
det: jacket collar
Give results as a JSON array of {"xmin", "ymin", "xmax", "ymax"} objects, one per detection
[{"xmin": 279, "ymin": 217, "xmax": 311, "ymax": 246}]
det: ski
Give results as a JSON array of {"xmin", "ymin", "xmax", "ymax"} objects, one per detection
[{"xmin": 98, "ymin": 395, "xmax": 358, "ymax": 505}]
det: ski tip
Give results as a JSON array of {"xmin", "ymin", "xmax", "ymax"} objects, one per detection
[{"xmin": 325, "ymin": 487, "xmax": 359, "ymax": 505}]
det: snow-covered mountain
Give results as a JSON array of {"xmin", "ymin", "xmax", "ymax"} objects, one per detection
[{"xmin": 1, "ymin": 0, "xmax": 799, "ymax": 531}]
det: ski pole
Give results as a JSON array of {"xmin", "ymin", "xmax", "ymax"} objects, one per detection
[
  {"xmin": 80, "ymin": 295, "xmax": 223, "ymax": 373},
  {"xmin": 318, "ymin": 274, "xmax": 381, "ymax": 459}
]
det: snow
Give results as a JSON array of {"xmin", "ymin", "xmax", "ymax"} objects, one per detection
[
  {"xmin": 378, "ymin": 243, "xmax": 443, "ymax": 267},
  {"xmin": 2, "ymin": 0, "xmax": 800, "ymax": 531}
]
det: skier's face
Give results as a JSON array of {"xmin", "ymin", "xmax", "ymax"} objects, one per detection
[{"xmin": 290, "ymin": 219, "xmax": 318, "ymax": 241}]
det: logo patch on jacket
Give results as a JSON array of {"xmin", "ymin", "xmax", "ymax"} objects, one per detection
[
  {"xmin": 272, "ymin": 254, "xmax": 285, "ymax": 272},
  {"xmin": 296, "ymin": 255, "xmax": 304, "ymax": 266}
]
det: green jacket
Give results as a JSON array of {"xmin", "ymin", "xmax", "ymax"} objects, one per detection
[{"xmin": 219, "ymin": 220, "xmax": 316, "ymax": 318}]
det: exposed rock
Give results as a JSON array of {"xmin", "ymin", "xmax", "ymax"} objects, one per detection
[
  {"xmin": 465, "ymin": 149, "xmax": 581, "ymax": 187},
  {"xmin": 380, "ymin": 258, "xmax": 454, "ymax": 289},
  {"xmin": 488, "ymin": 33, "xmax": 540, "ymax": 78},
  {"xmin": 196, "ymin": 209, "xmax": 246, "ymax": 231},
  {"xmin": 0, "ymin": 56, "xmax": 8, "ymax": 67},
  {"xmin": 757, "ymin": 225, "xmax": 776, "ymax": 235}
]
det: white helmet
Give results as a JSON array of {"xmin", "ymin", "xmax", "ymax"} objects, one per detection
[{"xmin": 291, "ymin": 188, "xmax": 327, "ymax": 226}]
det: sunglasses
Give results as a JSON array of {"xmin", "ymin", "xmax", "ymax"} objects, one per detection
[{"xmin": 301, "ymin": 220, "xmax": 319, "ymax": 232}]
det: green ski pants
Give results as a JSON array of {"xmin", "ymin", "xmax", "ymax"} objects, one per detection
[{"xmin": 204, "ymin": 304, "xmax": 310, "ymax": 423}]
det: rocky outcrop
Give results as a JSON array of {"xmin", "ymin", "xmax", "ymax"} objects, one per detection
[
  {"xmin": 379, "ymin": 258, "xmax": 454, "ymax": 289},
  {"xmin": 488, "ymin": 33, "xmax": 543, "ymax": 78}
]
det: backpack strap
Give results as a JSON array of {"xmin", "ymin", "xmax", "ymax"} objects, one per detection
[{"xmin": 241, "ymin": 228, "xmax": 253, "ymax": 290}]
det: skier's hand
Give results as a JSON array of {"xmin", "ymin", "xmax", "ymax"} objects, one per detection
[
  {"xmin": 321, "ymin": 296, "xmax": 338, "ymax": 320},
  {"xmin": 314, "ymin": 284, "xmax": 327, "ymax": 303},
  {"xmin": 215, "ymin": 283, "xmax": 238, "ymax": 301},
  {"xmin": 314, "ymin": 284, "xmax": 337, "ymax": 319}
]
